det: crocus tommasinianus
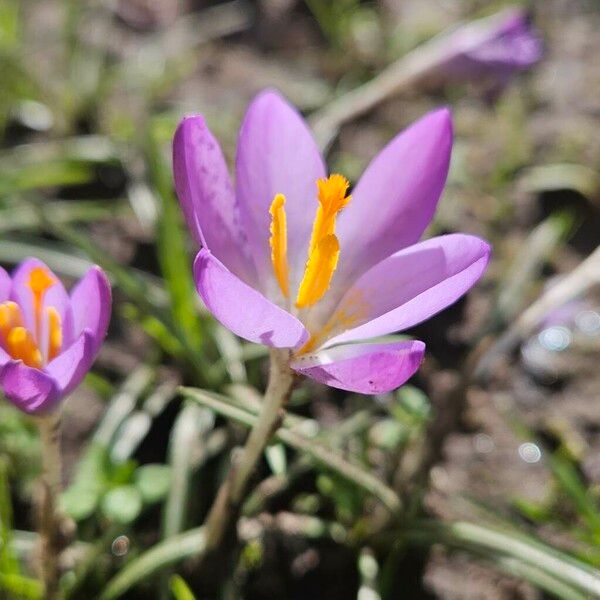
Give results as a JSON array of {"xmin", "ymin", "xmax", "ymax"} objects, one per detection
[
  {"xmin": 0, "ymin": 259, "xmax": 111, "ymax": 413},
  {"xmin": 428, "ymin": 8, "xmax": 542, "ymax": 93},
  {"xmin": 174, "ymin": 91, "xmax": 491, "ymax": 394}
]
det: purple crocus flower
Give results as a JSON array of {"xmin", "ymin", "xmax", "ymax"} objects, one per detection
[
  {"xmin": 173, "ymin": 91, "xmax": 490, "ymax": 394},
  {"xmin": 0, "ymin": 259, "xmax": 111, "ymax": 413},
  {"xmin": 429, "ymin": 8, "xmax": 542, "ymax": 92}
]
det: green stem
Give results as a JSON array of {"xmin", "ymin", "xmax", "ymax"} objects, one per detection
[
  {"xmin": 201, "ymin": 348, "xmax": 295, "ymax": 552},
  {"xmin": 35, "ymin": 412, "xmax": 63, "ymax": 600},
  {"xmin": 181, "ymin": 387, "xmax": 402, "ymax": 515}
]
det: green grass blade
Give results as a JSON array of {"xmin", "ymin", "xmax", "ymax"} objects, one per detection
[
  {"xmin": 170, "ymin": 575, "xmax": 196, "ymax": 600},
  {"xmin": 146, "ymin": 119, "xmax": 203, "ymax": 355},
  {"xmin": 0, "ymin": 458, "xmax": 19, "ymax": 576},
  {"xmin": 99, "ymin": 528, "xmax": 205, "ymax": 600},
  {"xmin": 549, "ymin": 453, "xmax": 600, "ymax": 537},
  {"xmin": 162, "ymin": 403, "xmax": 214, "ymax": 540},
  {"xmin": 0, "ymin": 199, "xmax": 129, "ymax": 233},
  {"xmin": 0, "ymin": 161, "xmax": 94, "ymax": 195},
  {"xmin": 407, "ymin": 520, "xmax": 600, "ymax": 597},
  {"xmin": 489, "ymin": 556, "xmax": 588, "ymax": 600}
]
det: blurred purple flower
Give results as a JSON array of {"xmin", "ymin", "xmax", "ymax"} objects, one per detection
[
  {"xmin": 173, "ymin": 91, "xmax": 490, "ymax": 394},
  {"xmin": 0, "ymin": 259, "xmax": 111, "ymax": 414},
  {"xmin": 426, "ymin": 8, "xmax": 543, "ymax": 93}
]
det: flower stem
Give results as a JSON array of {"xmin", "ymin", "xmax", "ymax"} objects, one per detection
[
  {"xmin": 202, "ymin": 348, "xmax": 295, "ymax": 553},
  {"xmin": 36, "ymin": 412, "xmax": 63, "ymax": 600}
]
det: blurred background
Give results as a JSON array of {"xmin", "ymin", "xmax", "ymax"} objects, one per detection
[{"xmin": 0, "ymin": 0, "xmax": 599, "ymax": 598}]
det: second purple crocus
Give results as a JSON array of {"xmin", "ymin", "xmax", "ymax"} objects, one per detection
[
  {"xmin": 173, "ymin": 91, "xmax": 491, "ymax": 394},
  {"xmin": 429, "ymin": 8, "xmax": 542, "ymax": 93},
  {"xmin": 0, "ymin": 259, "xmax": 111, "ymax": 413}
]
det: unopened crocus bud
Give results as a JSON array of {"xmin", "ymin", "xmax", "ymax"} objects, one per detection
[{"xmin": 423, "ymin": 8, "xmax": 542, "ymax": 94}]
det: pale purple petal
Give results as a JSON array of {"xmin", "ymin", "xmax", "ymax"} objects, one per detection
[
  {"xmin": 0, "ymin": 360, "xmax": 58, "ymax": 414},
  {"xmin": 70, "ymin": 266, "xmax": 111, "ymax": 354},
  {"xmin": 235, "ymin": 90, "xmax": 326, "ymax": 296},
  {"xmin": 45, "ymin": 330, "xmax": 94, "ymax": 397},
  {"xmin": 173, "ymin": 116, "xmax": 256, "ymax": 285},
  {"xmin": 10, "ymin": 258, "xmax": 74, "ymax": 357},
  {"xmin": 291, "ymin": 340, "xmax": 425, "ymax": 394},
  {"xmin": 194, "ymin": 249, "xmax": 308, "ymax": 349},
  {"xmin": 0, "ymin": 346, "xmax": 11, "ymax": 368},
  {"xmin": 0, "ymin": 267, "xmax": 10, "ymax": 301},
  {"xmin": 334, "ymin": 108, "xmax": 453, "ymax": 291},
  {"xmin": 323, "ymin": 234, "xmax": 491, "ymax": 347}
]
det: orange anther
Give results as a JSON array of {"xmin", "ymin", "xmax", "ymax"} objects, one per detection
[{"xmin": 6, "ymin": 327, "xmax": 43, "ymax": 369}]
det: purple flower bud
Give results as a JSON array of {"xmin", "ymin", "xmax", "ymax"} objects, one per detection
[{"xmin": 425, "ymin": 8, "xmax": 542, "ymax": 94}]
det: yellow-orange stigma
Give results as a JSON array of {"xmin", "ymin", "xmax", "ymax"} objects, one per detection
[
  {"xmin": 296, "ymin": 174, "xmax": 350, "ymax": 308},
  {"xmin": 28, "ymin": 266, "xmax": 56, "ymax": 343}
]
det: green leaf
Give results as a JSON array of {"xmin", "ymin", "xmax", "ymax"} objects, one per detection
[
  {"xmin": 61, "ymin": 484, "xmax": 100, "ymax": 522},
  {"xmin": 369, "ymin": 419, "xmax": 406, "ymax": 450},
  {"xmin": 147, "ymin": 119, "xmax": 203, "ymax": 357},
  {"xmin": 0, "ymin": 459, "xmax": 19, "ymax": 578},
  {"xmin": 162, "ymin": 403, "xmax": 214, "ymax": 540},
  {"xmin": 0, "ymin": 574, "xmax": 43, "ymax": 600},
  {"xmin": 489, "ymin": 557, "xmax": 588, "ymax": 600},
  {"xmin": 406, "ymin": 520, "xmax": 600, "ymax": 598},
  {"xmin": 550, "ymin": 452, "xmax": 600, "ymax": 536},
  {"xmin": 0, "ymin": 161, "xmax": 94, "ymax": 195},
  {"xmin": 101, "ymin": 486, "xmax": 143, "ymax": 525},
  {"xmin": 0, "ymin": 199, "xmax": 128, "ymax": 234},
  {"xmin": 169, "ymin": 575, "xmax": 196, "ymax": 600},
  {"xmin": 0, "ymin": 0, "xmax": 20, "ymax": 52},
  {"xmin": 393, "ymin": 385, "xmax": 431, "ymax": 425},
  {"xmin": 135, "ymin": 465, "xmax": 172, "ymax": 505},
  {"xmin": 265, "ymin": 443, "xmax": 287, "ymax": 476}
]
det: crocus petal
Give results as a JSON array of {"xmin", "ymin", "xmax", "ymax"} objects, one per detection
[
  {"xmin": 291, "ymin": 340, "xmax": 425, "ymax": 394},
  {"xmin": 173, "ymin": 115, "xmax": 256, "ymax": 285},
  {"xmin": 334, "ymin": 108, "xmax": 453, "ymax": 290},
  {"xmin": 0, "ymin": 267, "xmax": 10, "ymax": 301},
  {"xmin": 0, "ymin": 360, "xmax": 57, "ymax": 414},
  {"xmin": 45, "ymin": 330, "xmax": 94, "ymax": 397},
  {"xmin": 235, "ymin": 90, "xmax": 326, "ymax": 296},
  {"xmin": 70, "ymin": 266, "xmax": 111, "ymax": 353},
  {"xmin": 0, "ymin": 346, "xmax": 11, "ymax": 368},
  {"xmin": 194, "ymin": 249, "xmax": 308, "ymax": 349},
  {"xmin": 323, "ymin": 234, "xmax": 491, "ymax": 347}
]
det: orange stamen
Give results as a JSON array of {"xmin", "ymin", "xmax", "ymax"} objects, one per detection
[
  {"xmin": 6, "ymin": 327, "xmax": 43, "ymax": 369},
  {"xmin": 46, "ymin": 307, "xmax": 62, "ymax": 361},
  {"xmin": 0, "ymin": 301, "xmax": 24, "ymax": 341},
  {"xmin": 269, "ymin": 193, "xmax": 290, "ymax": 298}
]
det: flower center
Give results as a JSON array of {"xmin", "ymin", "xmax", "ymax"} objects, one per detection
[
  {"xmin": 269, "ymin": 174, "xmax": 351, "ymax": 308},
  {"xmin": 0, "ymin": 267, "xmax": 63, "ymax": 368}
]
